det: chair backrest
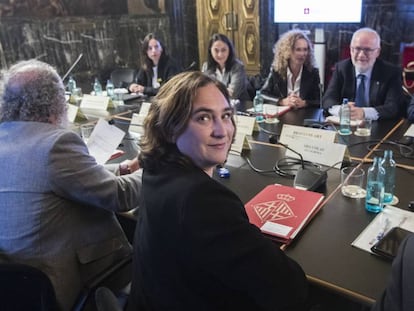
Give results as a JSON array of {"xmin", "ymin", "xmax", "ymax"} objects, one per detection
[
  {"xmin": 0, "ymin": 263, "xmax": 58, "ymax": 311},
  {"xmin": 401, "ymin": 44, "xmax": 414, "ymax": 94},
  {"xmin": 110, "ymin": 68, "xmax": 136, "ymax": 88},
  {"xmin": 72, "ymin": 255, "xmax": 132, "ymax": 311},
  {"xmin": 95, "ymin": 287, "xmax": 124, "ymax": 311}
]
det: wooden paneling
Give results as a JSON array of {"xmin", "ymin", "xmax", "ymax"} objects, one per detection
[{"xmin": 196, "ymin": 0, "xmax": 260, "ymax": 75}]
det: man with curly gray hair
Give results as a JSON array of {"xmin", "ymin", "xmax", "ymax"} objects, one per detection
[
  {"xmin": 0, "ymin": 59, "xmax": 141, "ymax": 311},
  {"xmin": 0, "ymin": 60, "xmax": 68, "ymax": 126}
]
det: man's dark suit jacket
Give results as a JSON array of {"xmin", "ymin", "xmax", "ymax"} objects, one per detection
[
  {"xmin": 407, "ymin": 96, "xmax": 414, "ymax": 122},
  {"xmin": 128, "ymin": 163, "xmax": 308, "ymax": 311},
  {"xmin": 323, "ymin": 58, "xmax": 403, "ymax": 119},
  {"xmin": 261, "ymin": 66, "xmax": 321, "ymax": 107},
  {"xmin": 372, "ymin": 234, "xmax": 414, "ymax": 311}
]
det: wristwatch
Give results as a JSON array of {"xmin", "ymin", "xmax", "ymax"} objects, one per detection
[{"xmin": 119, "ymin": 163, "xmax": 131, "ymax": 175}]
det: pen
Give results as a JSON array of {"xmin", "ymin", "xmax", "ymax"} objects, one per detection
[{"xmin": 369, "ymin": 217, "xmax": 391, "ymax": 245}]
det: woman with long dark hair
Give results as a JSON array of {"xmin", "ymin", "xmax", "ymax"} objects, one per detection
[
  {"xmin": 202, "ymin": 33, "xmax": 250, "ymax": 101},
  {"xmin": 129, "ymin": 33, "xmax": 180, "ymax": 96}
]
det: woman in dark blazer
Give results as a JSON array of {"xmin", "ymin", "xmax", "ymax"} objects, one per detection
[
  {"xmin": 127, "ymin": 71, "xmax": 308, "ymax": 311},
  {"xmin": 201, "ymin": 33, "xmax": 250, "ymax": 101},
  {"xmin": 261, "ymin": 29, "xmax": 321, "ymax": 108},
  {"xmin": 129, "ymin": 33, "xmax": 180, "ymax": 96}
]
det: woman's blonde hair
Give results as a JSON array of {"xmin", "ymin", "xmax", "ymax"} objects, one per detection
[{"xmin": 271, "ymin": 29, "xmax": 316, "ymax": 80}]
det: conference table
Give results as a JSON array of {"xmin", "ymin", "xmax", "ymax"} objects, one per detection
[
  {"xmin": 77, "ymin": 99, "xmax": 414, "ymax": 308},
  {"xmin": 225, "ymin": 108, "xmax": 413, "ymax": 308},
  {"xmin": 213, "ymin": 107, "xmax": 413, "ymax": 308}
]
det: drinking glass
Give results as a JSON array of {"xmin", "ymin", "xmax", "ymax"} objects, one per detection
[
  {"xmin": 80, "ymin": 124, "xmax": 94, "ymax": 144},
  {"xmin": 71, "ymin": 87, "xmax": 83, "ymax": 106},
  {"xmin": 341, "ymin": 167, "xmax": 366, "ymax": 198},
  {"xmin": 355, "ymin": 119, "xmax": 372, "ymax": 136},
  {"xmin": 263, "ymin": 104, "xmax": 279, "ymax": 124}
]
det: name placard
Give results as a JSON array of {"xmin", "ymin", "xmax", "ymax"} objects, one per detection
[
  {"xmin": 230, "ymin": 132, "xmax": 251, "ymax": 154},
  {"xmin": 67, "ymin": 104, "xmax": 79, "ymax": 123},
  {"xmin": 280, "ymin": 124, "xmax": 336, "ymax": 143},
  {"xmin": 139, "ymin": 102, "xmax": 151, "ymax": 116},
  {"xmin": 279, "ymin": 124, "xmax": 344, "ymax": 168},
  {"xmin": 129, "ymin": 113, "xmax": 145, "ymax": 136},
  {"xmin": 80, "ymin": 94, "xmax": 110, "ymax": 111},
  {"xmin": 79, "ymin": 95, "xmax": 110, "ymax": 119},
  {"xmin": 235, "ymin": 115, "xmax": 257, "ymax": 136},
  {"xmin": 282, "ymin": 136, "xmax": 346, "ymax": 168},
  {"xmin": 404, "ymin": 124, "xmax": 414, "ymax": 137}
]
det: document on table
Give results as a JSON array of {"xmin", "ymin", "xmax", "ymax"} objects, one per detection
[
  {"xmin": 86, "ymin": 118, "xmax": 126, "ymax": 165},
  {"xmin": 247, "ymin": 104, "xmax": 290, "ymax": 116},
  {"xmin": 352, "ymin": 205, "xmax": 414, "ymax": 254}
]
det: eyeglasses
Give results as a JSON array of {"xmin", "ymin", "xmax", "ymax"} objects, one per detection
[{"xmin": 351, "ymin": 47, "xmax": 379, "ymax": 55}]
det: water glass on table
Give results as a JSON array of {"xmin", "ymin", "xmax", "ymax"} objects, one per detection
[
  {"xmin": 341, "ymin": 167, "xmax": 366, "ymax": 198},
  {"xmin": 355, "ymin": 119, "xmax": 372, "ymax": 136},
  {"xmin": 80, "ymin": 124, "xmax": 94, "ymax": 144},
  {"xmin": 263, "ymin": 104, "xmax": 279, "ymax": 124},
  {"xmin": 70, "ymin": 87, "xmax": 83, "ymax": 106}
]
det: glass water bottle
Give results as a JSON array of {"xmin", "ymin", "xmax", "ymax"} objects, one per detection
[
  {"xmin": 365, "ymin": 157, "xmax": 385, "ymax": 213},
  {"xmin": 339, "ymin": 98, "xmax": 351, "ymax": 135},
  {"xmin": 381, "ymin": 150, "xmax": 396, "ymax": 204},
  {"xmin": 106, "ymin": 79, "xmax": 115, "ymax": 99},
  {"xmin": 93, "ymin": 77, "xmax": 103, "ymax": 96},
  {"xmin": 253, "ymin": 90, "xmax": 264, "ymax": 123}
]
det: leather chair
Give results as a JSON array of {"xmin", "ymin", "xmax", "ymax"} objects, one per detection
[
  {"xmin": 95, "ymin": 287, "xmax": 124, "ymax": 311},
  {"xmin": 110, "ymin": 68, "xmax": 136, "ymax": 88},
  {"xmin": 72, "ymin": 255, "xmax": 132, "ymax": 311},
  {"xmin": 0, "ymin": 263, "xmax": 58, "ymax": 311}
]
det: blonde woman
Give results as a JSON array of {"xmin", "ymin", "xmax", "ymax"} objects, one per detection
[{"xmin": 261, "ymin": 29, "xmax": 320, "ymax": 108}]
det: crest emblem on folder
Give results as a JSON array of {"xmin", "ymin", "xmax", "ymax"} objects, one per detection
[{"xmin": 253, "ymin": 194, "xmax": 296, "ymax": 224}]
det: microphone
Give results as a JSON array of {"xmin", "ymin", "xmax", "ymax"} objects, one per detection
[
  {"xmin": 184, "ymin": 61, "xmax": 197, "ymax": 72},
  {"xmin": 269, "ymin": 135, "xmax": 304, "ymax": 169},
  {"xmin": 62, "ymin": 54, "xmax": 83, "ymax": 82},
  {"xmin": 303, "ymin": 83, "xmax": 325, "ymax": 128},
  {"xmin": 269, "ymin": 135, "xmax": 327, "ymax": 191}
]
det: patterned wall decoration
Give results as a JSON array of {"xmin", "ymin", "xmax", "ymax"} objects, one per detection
[{"xmin": 0, "ymin": 0, "xmax": 130, "ymax": 17}]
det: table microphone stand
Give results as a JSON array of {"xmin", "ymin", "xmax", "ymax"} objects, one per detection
[
  {"xmin": 62, "ymin": 53, "xmax": 83, "ymax": 82},
  {"xmin": 303, "ymin": 83, "xmax": 325, "ymax": 128}
]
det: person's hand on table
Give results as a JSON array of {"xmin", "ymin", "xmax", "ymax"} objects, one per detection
[
  {"xmin": 349, "ymin": 102, "xmax": 365, "ymax": 120},
  {"xmin": 129, "ymin": 83, "xmax": 145, "ymax": 94},
  {"xmin": 280, "ymin": 93, "xmax": 306, "ymax": 109}
]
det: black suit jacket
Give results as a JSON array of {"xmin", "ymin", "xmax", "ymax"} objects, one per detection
[
  {"xmin": 407, "ymin": 96, "xmax": 414, "ymax": 122},
  {"xmin": 132, "ymin": 56, "xmax": 180, "ymax": 96},
  {"xmin": 128, "ymin": 163, "xmax": 308, "ymax": 311},
  {"xmin": 372, "ymin": 234, "xmax": 414, "ymax": 311},
  {"xmin": 261, "ymin": 66, "xmax": 321, "ymax": 107},
  {"xmin": 323, "ymin": 59, "xmax": 403, "ymax": 119}
]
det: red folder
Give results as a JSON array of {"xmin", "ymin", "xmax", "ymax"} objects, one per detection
[{"xmin": 245, "ymin": 184, "xmax": 324, "ymax": 245}]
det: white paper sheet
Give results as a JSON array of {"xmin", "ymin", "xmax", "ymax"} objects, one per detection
[{"xmin": 86, "ymin": 118, "xmax": 126, "ymax": 165}]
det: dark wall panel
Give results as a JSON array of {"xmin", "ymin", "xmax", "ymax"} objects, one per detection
[{"xmin": 0, "ymin": 0, "xmax": 412, "ymax": 91}]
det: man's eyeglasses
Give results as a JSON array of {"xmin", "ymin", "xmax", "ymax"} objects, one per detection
[{"xmin": 351, "ymin": 47, "xmax": 379, "ymax": 55}]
